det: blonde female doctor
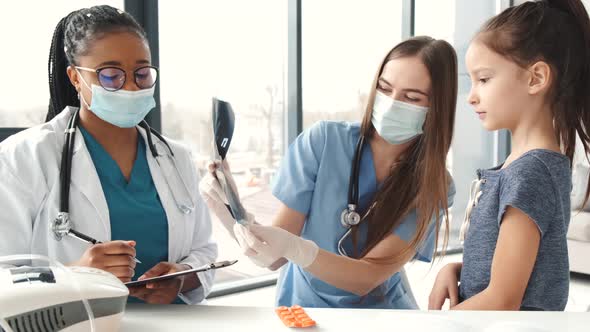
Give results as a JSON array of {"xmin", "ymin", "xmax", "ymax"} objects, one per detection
[{"xmin": 0, "ymin": 6, "xmax": 217, "ymax": 304}]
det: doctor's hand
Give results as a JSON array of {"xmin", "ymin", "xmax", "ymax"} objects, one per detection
[
  {"xmin": 235, "ymin": 224, "xmax": 319, "ymax": 269},
  {"xmin": 199, "ymin": 162, "xmax": 287, "ymax": 270},
  {"xmin": 129, "ymin": 262, "xmax": 193, "ymax": 304},
  {"xmin": 233, "ymin": 224, "xmax": 288, "ymax": 269},
  {"xmin": 428, "ymin": 262, "xmax": 462, "ymax": 310},
  {"xmin": 199, "ymin": 161, "xmax": 254, "ymax": 234},
  {"xmin": 71, "ymin": 240, "xmax": 137, "ymax": 283}
]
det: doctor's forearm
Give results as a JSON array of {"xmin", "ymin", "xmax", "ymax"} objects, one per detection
[
  {"xmin": 304, "ymin": 249, "xmax": 404, "ymax": 296},
  {"xmin": 269, "ymin": 224, "xmax": 299, "ymax": 271},
  {"xmin": 269, "ymin": 205, "xmax": 305, "ymax": 271},
  {"xmin": 272, "ymin": 211, "xmax": 305, "ymax": 236},
  {"xmin": 179, "ymin": 264, "xmax": 202, "ymax": 293},
  {"xmin": 181, "ymin": 274, "xmax": 202, "ymax": 293}
]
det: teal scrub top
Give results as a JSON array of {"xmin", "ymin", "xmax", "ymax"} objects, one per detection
[{"xmin": 80, "ymin": 126, "xmax": 179, "ymax": 304}]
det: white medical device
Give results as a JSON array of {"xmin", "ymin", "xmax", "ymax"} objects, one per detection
[{"xmin": 0, "ymin": 255, "xmax": 128, "ymax": 332}]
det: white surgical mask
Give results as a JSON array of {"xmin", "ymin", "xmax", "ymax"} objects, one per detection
[{"xmin": 371, "ymin": 91, "xmax": 429, "ymax": 144}]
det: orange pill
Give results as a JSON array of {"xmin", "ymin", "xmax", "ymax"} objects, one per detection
[{"xmin": 276, "ymin": 305, "xmax": 316, "ymax": 328}]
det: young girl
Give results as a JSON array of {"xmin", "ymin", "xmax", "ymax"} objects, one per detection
[
  {"xmin": 429, "ymin": 0, "xmax": 590, "ymax": 311},
  {"xmin": 201, "ymin": 36, "xmax": 458, "ymax": 309}
]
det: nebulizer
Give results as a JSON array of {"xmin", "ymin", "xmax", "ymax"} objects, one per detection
[{"xmin": 0, "ymin": 254, "xmax": 128, "ymax": 332}]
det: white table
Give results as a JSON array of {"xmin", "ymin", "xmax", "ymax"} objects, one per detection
[{"xmin": 122, "ymin": 304, "xmax": 589, "ymax": 331}]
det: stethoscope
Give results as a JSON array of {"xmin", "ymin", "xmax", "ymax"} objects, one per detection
[
  {"xmin": 50, "ymin": 108, "xmax": 195, "ymax": 250},
  {"xmin": 338, "ymin": 135, "xmax": 366, "ymax": 257}
]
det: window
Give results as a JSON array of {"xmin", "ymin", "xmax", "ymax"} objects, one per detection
[
  {"xmin": 302, "ymin": 0, "xmax": 404, "ymax": 128},
  {"xmin": 159, "ymin": 0, "xmax": 288, "ymax": 285},
  {"xmin": 0, "ymin": 0, "xmax": 124, "ymax": 128},
  {"xmin": 415, "ymin": 0, "xmax": 505, "ymax": 250},
  {"xmin": 415, "ymin": 0, "xmax": 456, "ymax": 41}
]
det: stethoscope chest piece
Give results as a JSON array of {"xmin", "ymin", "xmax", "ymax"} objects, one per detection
[
  {"xmin": 51, "ymin": 212, "xmax": 72, "ymax": 242},
  {"xmin": 340, "ymin": 204, "xmax": 361, "ymax": 228},
  {"xmin": 337, "ymin": 135, "xmax": 367, "ymax": 256}
]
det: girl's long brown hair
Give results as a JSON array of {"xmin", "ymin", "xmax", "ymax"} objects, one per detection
[
  {"xmin": 352, "ymin": 36, "xmax": 458, "ymax": 264},
  {"xmin": 476, "ymin": 0, "xmax": 590, "ymax": 207}
]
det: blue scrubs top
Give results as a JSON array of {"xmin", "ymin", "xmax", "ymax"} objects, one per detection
[
  {"xmin": 80, "ymin": 127, "xmax": 176, "ymax": 304},
  {"xmin": 272, "ymin": 121, "xmax": 455, "ymax": 309}
]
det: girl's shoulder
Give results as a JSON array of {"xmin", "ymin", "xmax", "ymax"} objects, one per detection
[{"xmin": 501, "ymin": 149, "xmax": 570, "ymax": 183}]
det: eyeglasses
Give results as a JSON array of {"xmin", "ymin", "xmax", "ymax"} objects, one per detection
[{"xmin": 75, "ymin": 65, "xmax": 159, "ymax": 92}]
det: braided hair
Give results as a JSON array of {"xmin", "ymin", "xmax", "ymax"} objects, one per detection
[{"xmin": 47, "ymin": 5, "xmax": 147, "ymax": 121}]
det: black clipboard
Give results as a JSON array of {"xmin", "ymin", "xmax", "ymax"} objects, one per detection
[{"xmin": 124, "ymin": 260, "xmax": 238, "ymax": 288}]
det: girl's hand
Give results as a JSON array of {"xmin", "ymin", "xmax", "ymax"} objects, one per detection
[{"xmin": 428, "ymin": 262, "xmax": 462, "ymax": 310}]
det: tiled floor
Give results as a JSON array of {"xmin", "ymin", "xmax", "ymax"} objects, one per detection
[{"xmin": 208, "ymin": 254, "xmax": 590, "ymax": 312}]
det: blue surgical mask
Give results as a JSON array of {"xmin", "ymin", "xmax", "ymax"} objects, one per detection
[
  {"xmin": 371, "ymin": 91, "xmax": 429, "ymax": 145},
  {"xmin": 78, "ymin": 73, "xmax": 155, "ymax": 128}
]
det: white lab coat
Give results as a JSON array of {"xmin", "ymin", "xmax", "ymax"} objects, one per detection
[{"xmin": 0, "ymin": 107, "xmax": 218, "ymax": 304}]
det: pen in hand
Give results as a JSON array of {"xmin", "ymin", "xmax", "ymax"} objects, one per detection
[{"xmin": 68, "ymin": 229, "xmax": 142, "ymax": 264}]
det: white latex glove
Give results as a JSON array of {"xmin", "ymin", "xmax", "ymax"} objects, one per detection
[
  {"xmin": 199, "ymin": 162, "xmax": 286, "ymax": 269},
  {"xmin": 198, "ymin": 162, "xmax": 254, "ymax": 238},
  {"xmin": 233, "ymin": 223, "xmax": 285, "ymax": 268},
  {"xmin": 235, "ymin": 224, "xmax": 319, "ymax": 268}
]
